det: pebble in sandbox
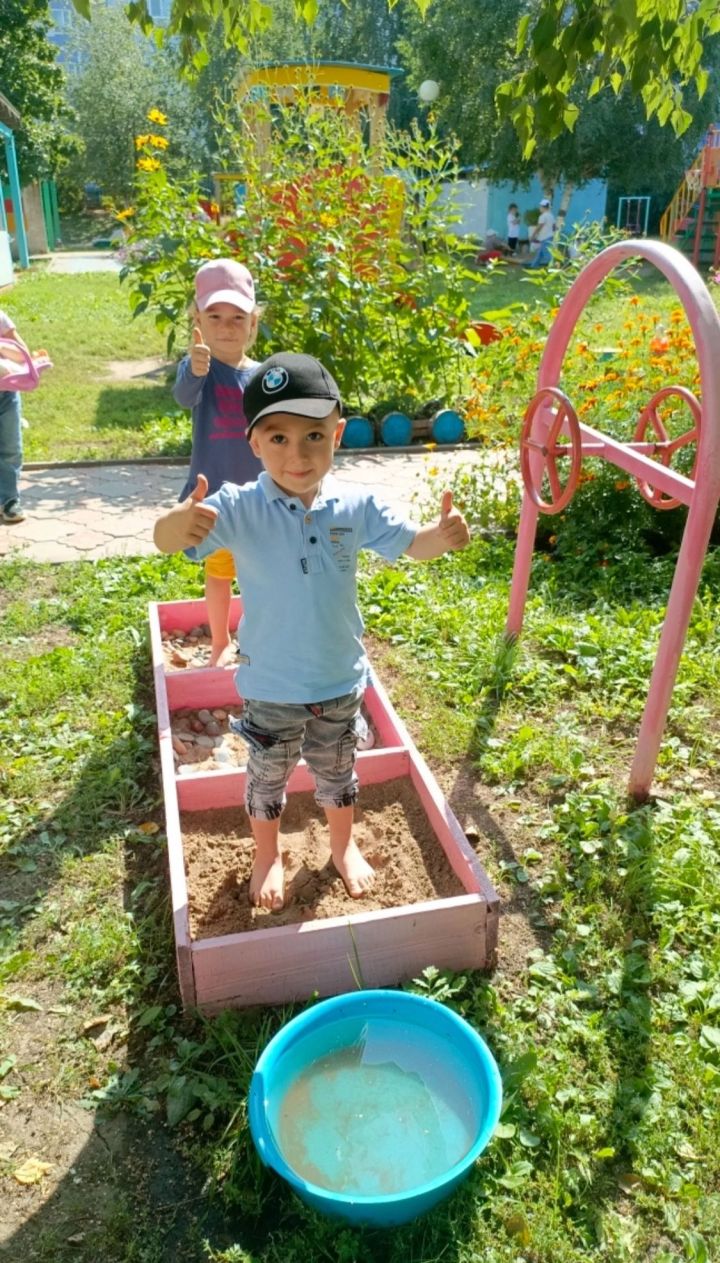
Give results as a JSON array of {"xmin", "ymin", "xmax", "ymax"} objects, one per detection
[{"xmin": 170, "ymin": 705, "xmax": 377, "ymax": 775}]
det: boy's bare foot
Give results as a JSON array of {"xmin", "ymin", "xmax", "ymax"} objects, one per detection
[
  {"xmin": 208, "ymin": 641, "xmax": 235, "ymax": 668},
  {"xmin": 331, "ymin": 839, "xmax": 375, "ymax": 898},
  {"xmin": 249, "ymin": 852, "xmax": 285, "ymax": 911}
]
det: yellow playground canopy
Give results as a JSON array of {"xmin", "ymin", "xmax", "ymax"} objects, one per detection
[{"xmin": 237, "ymin": 60, "xmax": 403, "ymax": 150}]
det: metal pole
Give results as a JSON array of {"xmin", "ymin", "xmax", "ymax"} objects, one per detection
[{"xmin": 0, "ymin": 123, "xmax": 29, "ymax": 267}]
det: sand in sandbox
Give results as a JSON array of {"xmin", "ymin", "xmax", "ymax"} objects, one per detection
[{"xmin": 182, "ymin": 777, "xmax": 466, "ymax": 940}]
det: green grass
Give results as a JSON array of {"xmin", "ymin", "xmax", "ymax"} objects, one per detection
[
  {"xmin": 4, "ymin": 268, "xmax": 179, "ymax": 461},
  {"xmin": 1, "ymin": 515, "xmax": 719, "ymax": 1261},
  {"xmin": 2, "ymin": 253, "xmax": 720, "ymax": 1260}
]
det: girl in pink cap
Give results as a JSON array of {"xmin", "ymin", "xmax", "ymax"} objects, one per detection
[{"xmin": 174, "ymin": 257, "xmax": 263, "ymax": 666}]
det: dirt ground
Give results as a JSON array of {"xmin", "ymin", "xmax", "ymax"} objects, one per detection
[
  {"xmin": 0, "ymin": 751, "xmax": 538, "ymax": 1262},
  {"xmin": 2, "ymin": 626, "xmax": 546, "ymax": 1261},
  {"xmin": 183, "ymin": 776, "xmax": 467, "ymax": 938}
]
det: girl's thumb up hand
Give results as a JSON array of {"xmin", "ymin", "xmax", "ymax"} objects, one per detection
[{"xmin": 190, "ymin": 326, "xmax": 211, "ymax": 377}]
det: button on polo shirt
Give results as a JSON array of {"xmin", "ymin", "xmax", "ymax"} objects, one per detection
[{"xmin": 186, "ymin": 471, "xmax": 417, "ymax": 703}]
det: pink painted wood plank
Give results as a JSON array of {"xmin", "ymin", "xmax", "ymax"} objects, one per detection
[
  {"xmin": 176, "ymin": 748, "xmax": 410, "ymax": 811},
  {"xmin": 166, "ymin": 667, "xmax": 240, "ymax": 711},
  {"xmin": 157, "ymin": 595, "xmax": 242, "ymax": 634},
  {"xmin": 366, "ymin": 670, "xmax": 499, "ymax": 913},
  {"xmin": 191, "ymin": 895, "xmax": 489, "ymax": 1011},
  {"xmin": 364, "ymin": 679, "xmax": 406, "ymax": 747},
  {"xmin": 148, "ymin": 602, "xmax": 196, "ymax": 1006}
]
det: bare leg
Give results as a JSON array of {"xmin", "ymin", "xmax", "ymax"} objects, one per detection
[
  {"xmin": 248, "ymin": 816, "xmax": 285, "ymax": 910},
  {"xmin": 205, "ymin": 575, "xmax": 234, "ymax": 667},
  {"xmin": 324, "ymin": 804, "xmax": 375, "ymax": 898}
]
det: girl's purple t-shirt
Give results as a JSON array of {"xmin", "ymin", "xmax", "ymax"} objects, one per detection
[{"xmin": 174, "ymin": 355, "xmax": 262, "ymax": 499}]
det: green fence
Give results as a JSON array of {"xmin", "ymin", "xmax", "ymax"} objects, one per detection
[{"xmin": 40, "ymin": 178, "xmax": 61, "ymax": 250}]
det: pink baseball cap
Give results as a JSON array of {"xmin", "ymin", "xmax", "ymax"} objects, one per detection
[{"xmin": 194, "ymin": 258, "xmax": 255, "ymax": 313}]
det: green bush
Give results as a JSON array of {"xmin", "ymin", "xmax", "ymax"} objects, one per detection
[{"xmin": 117, "ymin": 100, "xmax": 479, "ymax": 413}]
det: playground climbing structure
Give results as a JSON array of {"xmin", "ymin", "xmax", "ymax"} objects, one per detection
[{"xmin": 660, "ymin": 125, "xmax": 720, "ymax": 269}]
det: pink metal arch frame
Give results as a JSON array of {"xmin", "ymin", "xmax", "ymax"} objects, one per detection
[{"xmin": 506, "ymin": 240, "xmax": 720, "ymax": 800}]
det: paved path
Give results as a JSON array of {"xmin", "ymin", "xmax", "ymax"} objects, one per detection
[
  {"xmin": 0, "ymin": 448, "xmax": 482, "ymax": 564},
  {"xmin": 40, "ymin": 249, "xmax": 123, "ymax": 274}
]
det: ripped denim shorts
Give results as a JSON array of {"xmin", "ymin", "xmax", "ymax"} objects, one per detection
[{"xmin": 231, "ymin": 692, "xmax": 368, "ymax": 821}]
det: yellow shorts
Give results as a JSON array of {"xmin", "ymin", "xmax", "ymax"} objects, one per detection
[{"xmin": 204, "ymin": 548, "xmax": 236, "ymax": 581}]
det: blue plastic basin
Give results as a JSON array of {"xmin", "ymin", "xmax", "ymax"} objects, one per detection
[{"xmin": 248, "ymin": 989, "xmax": 502, "ymax": 1226}]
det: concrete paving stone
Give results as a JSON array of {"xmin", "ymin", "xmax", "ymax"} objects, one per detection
[
  {"xmin": 64, "ymin": 529, "xmax": 116, "ymax": 550},
  {"xmin": 0, "ymin": 533, "xmax": 31, "ymax": 558},
  {"xmin": 11, "ymin": 517, "xmax": 73, "ymax": 543},
  {"xmin": 22, "ymin": 540, "xmax": 84, "ymax": 562},
  {"xmin": 96, "ymin": 515, "xmax": 152, "ymax": 539},
  {"xmin": 54, "ymin": 508, "xmax": 105, "ymax": 527}
]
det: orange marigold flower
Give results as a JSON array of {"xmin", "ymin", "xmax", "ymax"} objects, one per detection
[
  {"xmin": 615, "ymin": 479, "xmax": 630, "ymax": 490},
  {"xmin": 650, "ymin": 336, "xmax": 670, "ymax": 354},
  {"xmin": 629, "ymin": 295, "xmax": 640, "ymax": 306}
]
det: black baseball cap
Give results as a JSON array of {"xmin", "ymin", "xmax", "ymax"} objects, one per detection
[{"xmin": 244, "ymin": 352, "xmax": 342, "ymax": 435}]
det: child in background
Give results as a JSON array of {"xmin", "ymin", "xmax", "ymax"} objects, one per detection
[
  {"xmin": 506, "ymin": 203, "xmax": 520, "ymax": 254},
  {"xmin": 154, "ymin": 352, "xmax": 471, "ymax": 912},
  {"xmin": 174, "ymin": 257, "xmax": 263, "ymax": 666},
  {"xmin": 0, "ymin": 308, "xmax": 35, "ymax": 524}
]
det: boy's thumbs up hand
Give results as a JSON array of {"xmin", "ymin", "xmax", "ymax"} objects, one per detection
[
  {"xmin": 437, "ymin": 489, "xmax": 470, "ymax": 551},
  {"xmin": 190, "ymin": 325, "xmax": 211, "ymax": 378},
  {"xmin": 189, "ymin": 473, "xmax": 210, "ymax": 502},
  {"xmin": 154, "ymin": 472, "xmax": 219, "ymax": 554},
  {"xmin": 182, "ymin": 473, "xmax": 218, "ymax": 545}
]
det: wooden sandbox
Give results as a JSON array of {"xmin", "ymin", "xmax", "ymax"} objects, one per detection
[{"xmin": 150, "ymin": 597, "xmax": 499, "ymax": 1013}]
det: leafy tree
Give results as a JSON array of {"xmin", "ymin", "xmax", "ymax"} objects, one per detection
[
  {"xmin": 499, "ymin": 0, "xmax": 720, "ymax": 156},
  {"xmin": 398, "ymin": 0, "xmax": 720, "ymax": 208},
  {"xmin": 61, "ymin": 4, "xmax": 206, "ymax": 201},
  {"xmin": 0, "ymin": 0, "xmax": 79, "ymax": 181},
  {"xmin": 67, "ymin": 0, "xmax": 720, "ymax": 147}
]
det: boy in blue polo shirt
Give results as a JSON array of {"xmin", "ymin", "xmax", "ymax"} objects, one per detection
[{"xmin": 154, "ymin": 352, "xmax": 470, "ymax": 912}]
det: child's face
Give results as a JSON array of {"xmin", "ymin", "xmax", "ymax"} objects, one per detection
[
  {"xmin": 249, "ymin": 410, "xmax": 346, "ymax": 506},
  {"xmin": 196, "ymin": 301, "xmax": 257, "ymax": 364}
]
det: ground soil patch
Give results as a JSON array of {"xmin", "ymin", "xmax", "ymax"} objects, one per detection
[{"xmin": 182, "ymin": 776, "xmax": 466, "ymax": 939}]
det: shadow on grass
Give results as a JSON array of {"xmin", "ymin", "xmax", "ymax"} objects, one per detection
[
  {"xmin": 442, "ymin": 623, "xmax": 658, "ymax": 1253},
  {"xmin": 0, "ymin": 642, "xmax": 494, "ymax": 1263},
  {"xmin": 0, "ymin": 642, "xmax": 263, "ymax": 1262},
  {"xmin": 93, "ymin": 383, "xmax": 177, "ymax": 435},
  {"xmin": 576, "ymin": 807, "xmax": 657, "ymax": 1243}
]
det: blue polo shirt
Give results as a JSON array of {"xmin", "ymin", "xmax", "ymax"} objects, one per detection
[{"xmin": 186, "ymin": 472, "xmax": 417, "ymax": 703}]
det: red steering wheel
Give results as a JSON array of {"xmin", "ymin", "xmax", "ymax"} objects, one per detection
[
  {"xmin": 633, "ymin": 385, "xmax": 701, "ymax": 510},
  {"xmin": 520, "ymin": 387, "xmax": 582, "ymax": 515}
]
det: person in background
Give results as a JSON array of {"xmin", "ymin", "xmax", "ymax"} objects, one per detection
[
  {"xmin": 0, "ymin": 308, "xmax": 34, "ymax": 524},
  {"xmin": 527, "ymin": 197, "xmax": 555, "ymax": 268},
  {"xmin": 506, "ymin": 203, "xmax": 521, "ymax": 254},
  {"xmin": 174, "ymin": 258, "xmax": 263, "ymax": 666}
]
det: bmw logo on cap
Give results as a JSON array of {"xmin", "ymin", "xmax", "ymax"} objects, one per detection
[{"xmin": 262, "ymin": 367, "xmax": 288, "ymax": 393}]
